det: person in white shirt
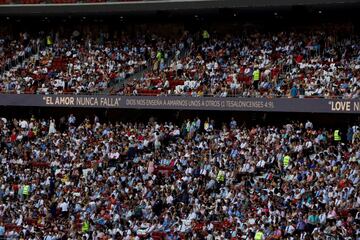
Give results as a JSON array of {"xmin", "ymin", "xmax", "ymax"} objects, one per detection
[
  {"xmin": 19, "ymin": 119, "xmax": 28, "ymax": 129},
  {"xmin": 305, "ymin": 120, "xmax": 313, "ymax": 129},
  {"xmin": 59, "ymin": 200, "xmax": 69, "ymax": 217}
]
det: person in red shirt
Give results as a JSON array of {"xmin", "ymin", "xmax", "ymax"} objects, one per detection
[{"xmin": 10, "ymin": 130, "xmax": 17, "ymax": 142}]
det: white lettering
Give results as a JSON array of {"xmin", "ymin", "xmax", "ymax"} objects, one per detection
[
  {"xmin": 45, "ymin": 97, "xmax": 53, "ymax": 105},
  {"xmin": 354, "ymin": 102, "xmax": 360, "ymax": 111},
  {"xmin": 76, "ymin": 97, "xmax": 98, "ymax": 106},
  {"xmin": 333, "ymin": 101, "xmax": 351, "ymax": 111}
]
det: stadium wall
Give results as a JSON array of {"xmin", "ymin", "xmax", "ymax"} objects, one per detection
[{"xmin": 0, "ymin": 94, "xmax": 359, "ymax": 114}]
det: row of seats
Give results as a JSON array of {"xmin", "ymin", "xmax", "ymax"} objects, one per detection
[
  {"xmin": 149, "ymin": 79, "xmax": 185, "ymax": 89},
  {"xmin": 136, "ymin": 89, "xmax": 162, "ymax": 96},
  {"xmin": 149, "ymin": 220, "xmax": 234, "ymax": 239},
  {"xmin": 1, "ymin": 217, "xmax": 232, "ymax": 238},
  {"xmin": 49, "ymin": 57, "xmax": 68, "ymax": 72}
]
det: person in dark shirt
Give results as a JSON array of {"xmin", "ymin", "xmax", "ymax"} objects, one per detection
[
  {"xmin": 298, "ymin": 84, "xmax": 305, "ymax": 98},
  {"xmin": 290, "ymin": 84, "xmax": 298, "ymax": 98}
]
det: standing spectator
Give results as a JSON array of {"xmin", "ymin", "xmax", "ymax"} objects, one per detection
[
  {"xmin": 0, "ymin": 220, "xmax": 4, "ymax": 239},
  {"xmin": 305, "ymin": 120, "xmax": 313, "ymax": 129},
  {"xmin": 298, "ymin": 84, "xmax": 305, "ymax": 98},
  {"xmin": 230, "ymin": 117, "xmax": 237, "ymax": 129},
  {"xmin": 334, "ymin": 129, "xmax": 342, "ymax": 143},
  {"xmin": 59, "ymin": 199, "xmax": 69, "ymax": 218},
  {"xmin": 48, "ymin": 118, "xmax": 56, "ymax": 134},
  {"xmin": 68, "ymin": 114, "xmax": 76, "ymax": 126},
  {"xmin": 347, "ymin": 126, "xmax": 354, "ymax": 143},
  {"xmin": 290, "ymin": 84, "xmax": 298, "ymax": 98},
  {"xmin": 253, "ymin": 67, "xmax": 260, "ymax": 90}
]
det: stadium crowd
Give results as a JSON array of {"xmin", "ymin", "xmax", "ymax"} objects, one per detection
[
  {"xmin": 1, "ymin": 28, "xmax": 360, "ymax": 98},
  {"xmin": 1, "ymin": 27, "xmax": 360, "ymax": 99},
  {"xmin": 0, "ymin": 33, "xmax": 37, "ymax": 74},
  {"xmin": 0, "ymin": 115, "xmax": 359, "ymax": 239},
  {"xmin": 1, "ymin": 32, "xmax": 186, "ymax": 94},
  {"xmin": 124, "ymin": 30, "xmax": 360, "ymax": 99}
]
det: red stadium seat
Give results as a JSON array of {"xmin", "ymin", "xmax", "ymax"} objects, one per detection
[
  {"xmin": 212, "ymin": 221, "xmax": 224, "ymax": 231},
  {"xmin": 192, "ymin": 221, "xmax": 205, "ymax": 232},
  {"xmin": 49, "ymin": 58, "xmax": 68, "ymax": 71},
  {"xmin": 29, "ymin": 161, "xmax": 50, "ymax": 168},
  {"xmin": 169, "ymin": 80, "xmax": 184, "ymax": 89},
  {"xmin": 154, "ymin": 166, "xmax": 173, "ymax": 176},
  {"xmin": 4, "ymin": 224, "xmax": 21, "ymax": 232},
  {"xmin": 151, "ymin": 232, "xmax": 167, "ymax": 240}
]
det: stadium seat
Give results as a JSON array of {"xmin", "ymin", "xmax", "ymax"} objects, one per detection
[
  {"xmin": 154, "ymin": 166, "xmax": 173, "ymax": 176},
  {"xmin": 192, "ymin": 221, "xmax": 205, "ymax": 232},
  {"xmin": 29, "ymin": 161, "xmax": 50, "ymax": 168},
  {"xmin": 4, "ymin": 224, "xmax": 21, "ymax": 232},
  {"xmin": 151, "ymin": 232, "xmax": 167, "ymax": 240}
]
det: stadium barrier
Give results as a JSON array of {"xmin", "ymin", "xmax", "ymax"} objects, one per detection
[{"xmin": 0, "ymin": 94, "xmax": 359, "ymax": 113}]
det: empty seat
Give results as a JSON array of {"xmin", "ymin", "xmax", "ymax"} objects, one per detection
[{"xmin": 151, "ymin": 232, "xmax": 167, "ymax": 240}]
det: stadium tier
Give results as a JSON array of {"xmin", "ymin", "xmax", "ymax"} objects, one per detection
[
  {"xmin": 0, "ymin": 116, "xmax": 359, "ymax": 239},
  {"xmin": 0, "ymin": 27, "xmax": 359, "ymax": 98},
  {"xmin": 1, "ymin": 34, "xmax": 182, "ymax": 94}
]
